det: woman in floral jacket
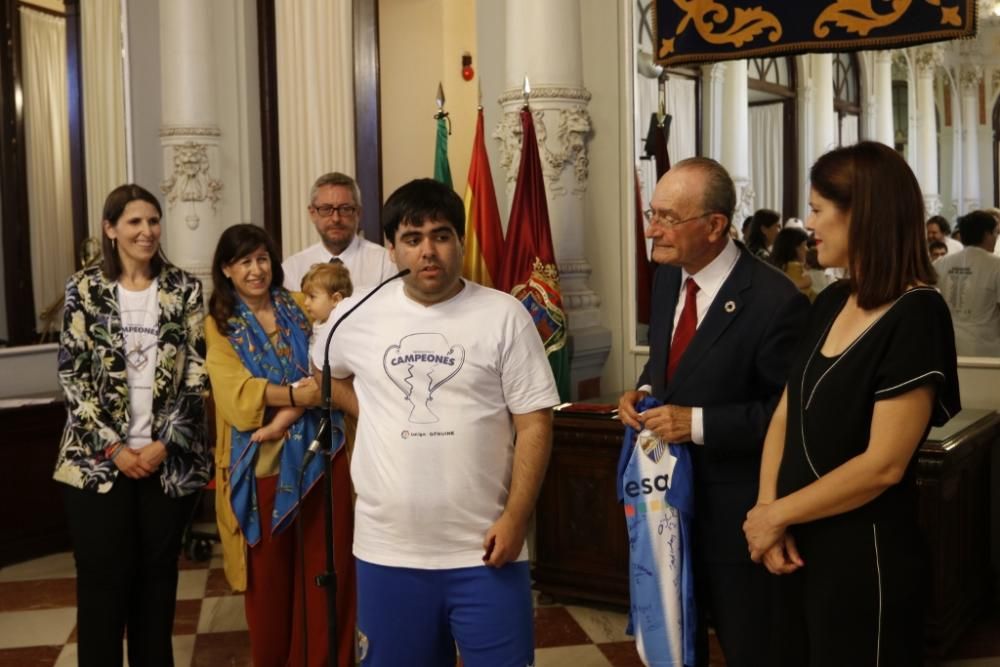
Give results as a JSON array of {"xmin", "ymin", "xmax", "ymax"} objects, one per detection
[{"xmin": 55, "ymin": 184, "xmax": 210, "ymax": 667}]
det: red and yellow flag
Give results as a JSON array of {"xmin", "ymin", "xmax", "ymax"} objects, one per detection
[
  {"xmin": 462, "ymin": 108, "xmax": 504, "ymax": 287},
  {"xmin": 498, "ymin": 108, "xmax": 570, "ymax": 400}
]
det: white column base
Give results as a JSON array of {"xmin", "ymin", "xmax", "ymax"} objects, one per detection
[{"xmin": 559, "ymin": 257, "xmax": 611, "ymax": 399}]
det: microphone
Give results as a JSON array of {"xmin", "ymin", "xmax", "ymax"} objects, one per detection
[
  {"xmin": 302, "ymin": 417, "xmax": 330, "ymax": 468},
  {"xmin": 304, "ymin": 268, "xmax": 411, "ymax": 467}
]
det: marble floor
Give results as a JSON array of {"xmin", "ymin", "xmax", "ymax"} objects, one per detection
[{"xmin": 0, "ymin": 545, "xmax": 998, "ymax": 667}]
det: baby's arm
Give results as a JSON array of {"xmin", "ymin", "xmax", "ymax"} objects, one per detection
[{"xmin": 250, "ymin": 406, "xmax": 306, "ymax": 442}]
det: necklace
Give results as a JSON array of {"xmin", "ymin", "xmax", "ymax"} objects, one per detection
[{"xmin": 119, "ymin": 281, "xmax": 159, "ymax": 373}]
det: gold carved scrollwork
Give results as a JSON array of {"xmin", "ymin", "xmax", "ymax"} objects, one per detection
[
  {"xmin": 658, "ymin": 0, "xmax": 782, "ymax": 60},
  {"xmin": 814, "ymin": 0, "xmax": 962, "ymax": 38}
]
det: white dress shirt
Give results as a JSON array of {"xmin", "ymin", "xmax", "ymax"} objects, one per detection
[
  {"xmin": 282, "ymin": 235, "xmax": 396, "ymax": 293},
  {"xmin": 641, "ymin": 238, "xmax": 741, "ymax": 445}
]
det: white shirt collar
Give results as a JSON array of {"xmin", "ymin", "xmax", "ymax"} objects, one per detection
[
  {"xmin": 324, "ymin": 234, "xmax": 362, "ymax": 262},
  {"xmin": 681, "ymin": 237, "xmax": 740, "ymax": 299}
]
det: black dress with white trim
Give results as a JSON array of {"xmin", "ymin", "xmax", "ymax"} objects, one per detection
[{"xmin": 776, "ymin": 281, "xmax": 960, "ymax": 667}]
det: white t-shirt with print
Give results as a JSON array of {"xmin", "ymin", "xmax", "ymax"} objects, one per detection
[
  {"xmin": 934, "ymin": 246, "xmax": 1000, "ymax": 356},
  {"xmin": 118, "ymin": 280, "xmax": 159, "ymax": 448},
  {"xmin": 311, "ymin": 280, "xmax": 560, "ymax": 569}
]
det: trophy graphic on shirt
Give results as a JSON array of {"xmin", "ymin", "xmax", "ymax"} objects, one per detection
[{"xmin": 383, "ymin": 333, "xmax": 465, "ymax": 424}]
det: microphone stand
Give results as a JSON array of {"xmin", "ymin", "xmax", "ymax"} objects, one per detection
[{"xmin": 310, "ymin": 269, "xmax": 409, "ymax": 667}]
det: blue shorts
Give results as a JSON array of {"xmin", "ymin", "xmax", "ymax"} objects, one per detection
[{"xmin": 355, "ymin": 559, "xmax": 534, "ymax": 667}]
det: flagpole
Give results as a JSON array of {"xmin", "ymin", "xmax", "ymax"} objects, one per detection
[{"xmin": 433, "ymin": 82, "xmax": 453, "ymax": 188}]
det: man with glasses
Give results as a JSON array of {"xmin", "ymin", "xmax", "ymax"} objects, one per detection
[
  {"xmin": 283, "ymin": 172, "xmax": 396, "ymax": 292},
  {"xmin": 618, "ymin": 157, "xmax": 808, "ymax": 667}
]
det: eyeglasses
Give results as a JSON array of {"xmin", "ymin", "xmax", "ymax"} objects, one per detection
[
  {"xmin": 643, "ymin": 209, "xmax": 713, "ymax": 229},
  {"xmin": 310, "ymin": 203, "xmax": 358, "ymax": 218}
]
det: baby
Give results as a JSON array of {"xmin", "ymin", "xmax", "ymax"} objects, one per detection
[{"xmin": 250, "ymin": 262, "xmax": 354, "ymax": 442}]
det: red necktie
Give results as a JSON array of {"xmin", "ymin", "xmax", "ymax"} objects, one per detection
[{"xmin": 667, "ymin": 278, "xmax": 699, "ymax": 382}]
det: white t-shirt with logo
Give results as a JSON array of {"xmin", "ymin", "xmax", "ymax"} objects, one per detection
[
  {"xmin": 118, "ymin": 280, "xmax": 160, "ymax": 448},
  {"xmin": 934, "ymin": 246, "xmax": 1000, "ymax": 356},
  {"xmin": 311, "ymin": 280, "xmax": 560, "ymax": 569}
]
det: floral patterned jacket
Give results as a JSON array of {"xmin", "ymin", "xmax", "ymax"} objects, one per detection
[{"xmin": 54, "ymin": 264, "xmax": 212, "ymax": 497}]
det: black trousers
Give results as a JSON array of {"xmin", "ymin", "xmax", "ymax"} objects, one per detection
[{"xmin": 63, "ymin": 475, "xmax": 196, "ymax": 667}]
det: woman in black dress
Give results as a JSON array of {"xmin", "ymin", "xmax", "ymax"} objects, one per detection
[{"xmin": 743, "ymin": 141, "xmax": 960, "ymax": 667}]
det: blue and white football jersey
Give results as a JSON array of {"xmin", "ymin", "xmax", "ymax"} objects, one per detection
[{"xmin": 616, "ymin": 397, "xmax": 696, "ymax": 667}]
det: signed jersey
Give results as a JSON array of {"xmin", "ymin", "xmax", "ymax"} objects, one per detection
[{"xmin": 617, "ymin": 398, "xmax": 696, "ymax": 667}]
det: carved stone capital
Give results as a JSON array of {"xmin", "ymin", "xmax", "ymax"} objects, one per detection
[
  {"xmin": 874, "ymin": 50, "xmax": 894, "ymax": 65},
  {"xmin": 734, "ymin": 180, "xmax": 755, "ymax": 225},
  {"xmin": 492, "ymin": 106, "xmax": 592, "ymax": 198},
  {"xmin": 924, "ymin": 193, "xmax": 942, "ymax": 216},
  {"xmin": 959, "ymin": 65, "xmax": 983, "ymax": 93},
  {"xmin": 497, "ymin": 86, "xmax": 592, "ymax": 105},
  {"xmin": 160, "ymin": 125, "xmax": 222, "ymax": 138},
  {"xmin": 160, "ymin": 141, "xmax": 223, "ymax": 229},
  {"xmin": 914, "ymin": 45, "xmax": 944, "ymax": 76},
  {"xmin": 702, "ymin": 62, "xmax": 725, "ymax": 84}
]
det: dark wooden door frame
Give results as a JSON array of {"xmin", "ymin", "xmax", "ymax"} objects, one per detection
[
  {"xmin": 256, "ymin": 0, "xmax": 383, "ymax": 254},
  {"xmin": 747, "ymin": 57, "xmax": 798, "ymax": 219},
  {"xmin": 0, "ymin": 0, "xmax": 35, "ymax": 345},
  {"xmin": 0, "ymin": 0, "xmax": 87, "ymax": 346}
]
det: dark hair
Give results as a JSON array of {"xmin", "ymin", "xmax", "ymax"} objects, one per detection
[
  {"xmin": 746, "ymin": 209, "xmax": 781, "ymax": 252},
  {"xmin": 382, "ymin": 178, "xmax": 465, "ymax": 243},
  {"xmin": 956, "ymin": 210, "xmax": 998, "ymax": 247},
  {"xmin": 926, "ymin": 215, "xmax": 951, "ymax": 235},
  {"xmin": 770, "ymin": 227, "xmax": 809, "ymax": 271},
  {"xmin": 810, "ymin": 141, "xmax": 935, "ymax": 309},
  {"xmin": 928, "ymin": 240, "xmax": 948, "ymax": 253},
  {"xmin": 208, "ymin": 224, "xmax": 285, "ymax": 334},
  {"xmin": 672, "ymin": 156, "xmax": 736, "ymax": 227},
  {"xmin": 100, "ymin": 184, "xmax": 168, "ymax": 280}
]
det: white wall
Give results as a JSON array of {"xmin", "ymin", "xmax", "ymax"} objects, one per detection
[
  {"xmin": 210, "ymin": 0, "xmax": 263, "ymax": 229},
  {"xmin": 580, "ymin": 0, "xmax": 630, "ymax": 395},
  {"xmin": 0, "ymin": 345, "xmax": 59, "ymax": 398},
  {"xmin": 126, "ymin": 0, "xmax": 162, "ymax": 195},
  {"xmin": 379, "ymin": 0, "xmax": 479, "ymax": 200}
]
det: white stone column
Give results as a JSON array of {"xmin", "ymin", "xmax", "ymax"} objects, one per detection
[
  {"xmin": 796, "ymin": 55, "xmax": 815, "ymax": 213},
  {"xmin": 873, "ymin": 51, "xmax": 895, "ymax": 147},
  {"xmin": 960, "ymin": 65, "xmax": 983, "ymax": 213},
  {"xmin": 159, "ymin": 0, "xmax": 222, "ymax": 290},
  {"xmin": 701, "ymin": 63, "xmax": 724, "ymax": 161},
  {"xmin": 718, "ymin": 60, "xmax": 753, "ymax": 221},
  {"xmin": 914, "ymin": 46, "xmax": 943, "ymax": 216},
  {"xmin": 495, "ymin": 0, "xmax": 609, "ymax": 399},
  {"xmin": 811, "ymin": 53, "xmax": 836, "ymax": 156}
]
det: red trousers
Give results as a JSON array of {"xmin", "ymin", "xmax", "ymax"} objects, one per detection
[{"xmin": 245, "ymin": 452, "xmax": 356, "ymax": 667}]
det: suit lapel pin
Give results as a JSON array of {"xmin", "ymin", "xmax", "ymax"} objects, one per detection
[{"xmin": 724, "ymin": 300, "xmax": 736, "ymax": 313}]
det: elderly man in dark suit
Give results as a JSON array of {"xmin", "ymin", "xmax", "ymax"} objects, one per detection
[{"xmin": 619, "ymin": 157, "xmax": 809, "ymax": 667}]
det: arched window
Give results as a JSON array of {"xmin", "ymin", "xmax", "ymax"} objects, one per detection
[
  {"xmin": 833, "ymin": 52, "xmax": 861, "ymax": 146},
  {"xmin": 747, "ymin": 57, "xmax": 797, "ymax": 217}
]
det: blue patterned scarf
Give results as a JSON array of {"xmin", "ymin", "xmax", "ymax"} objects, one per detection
[{"xmin": 225, "ymin": 288, "xmax": 333, "ymax": 546}]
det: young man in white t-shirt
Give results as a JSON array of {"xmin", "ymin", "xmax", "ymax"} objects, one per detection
[{"xmin": 311, "ymin": 178, "xmax": 559, "ymax": 666}]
